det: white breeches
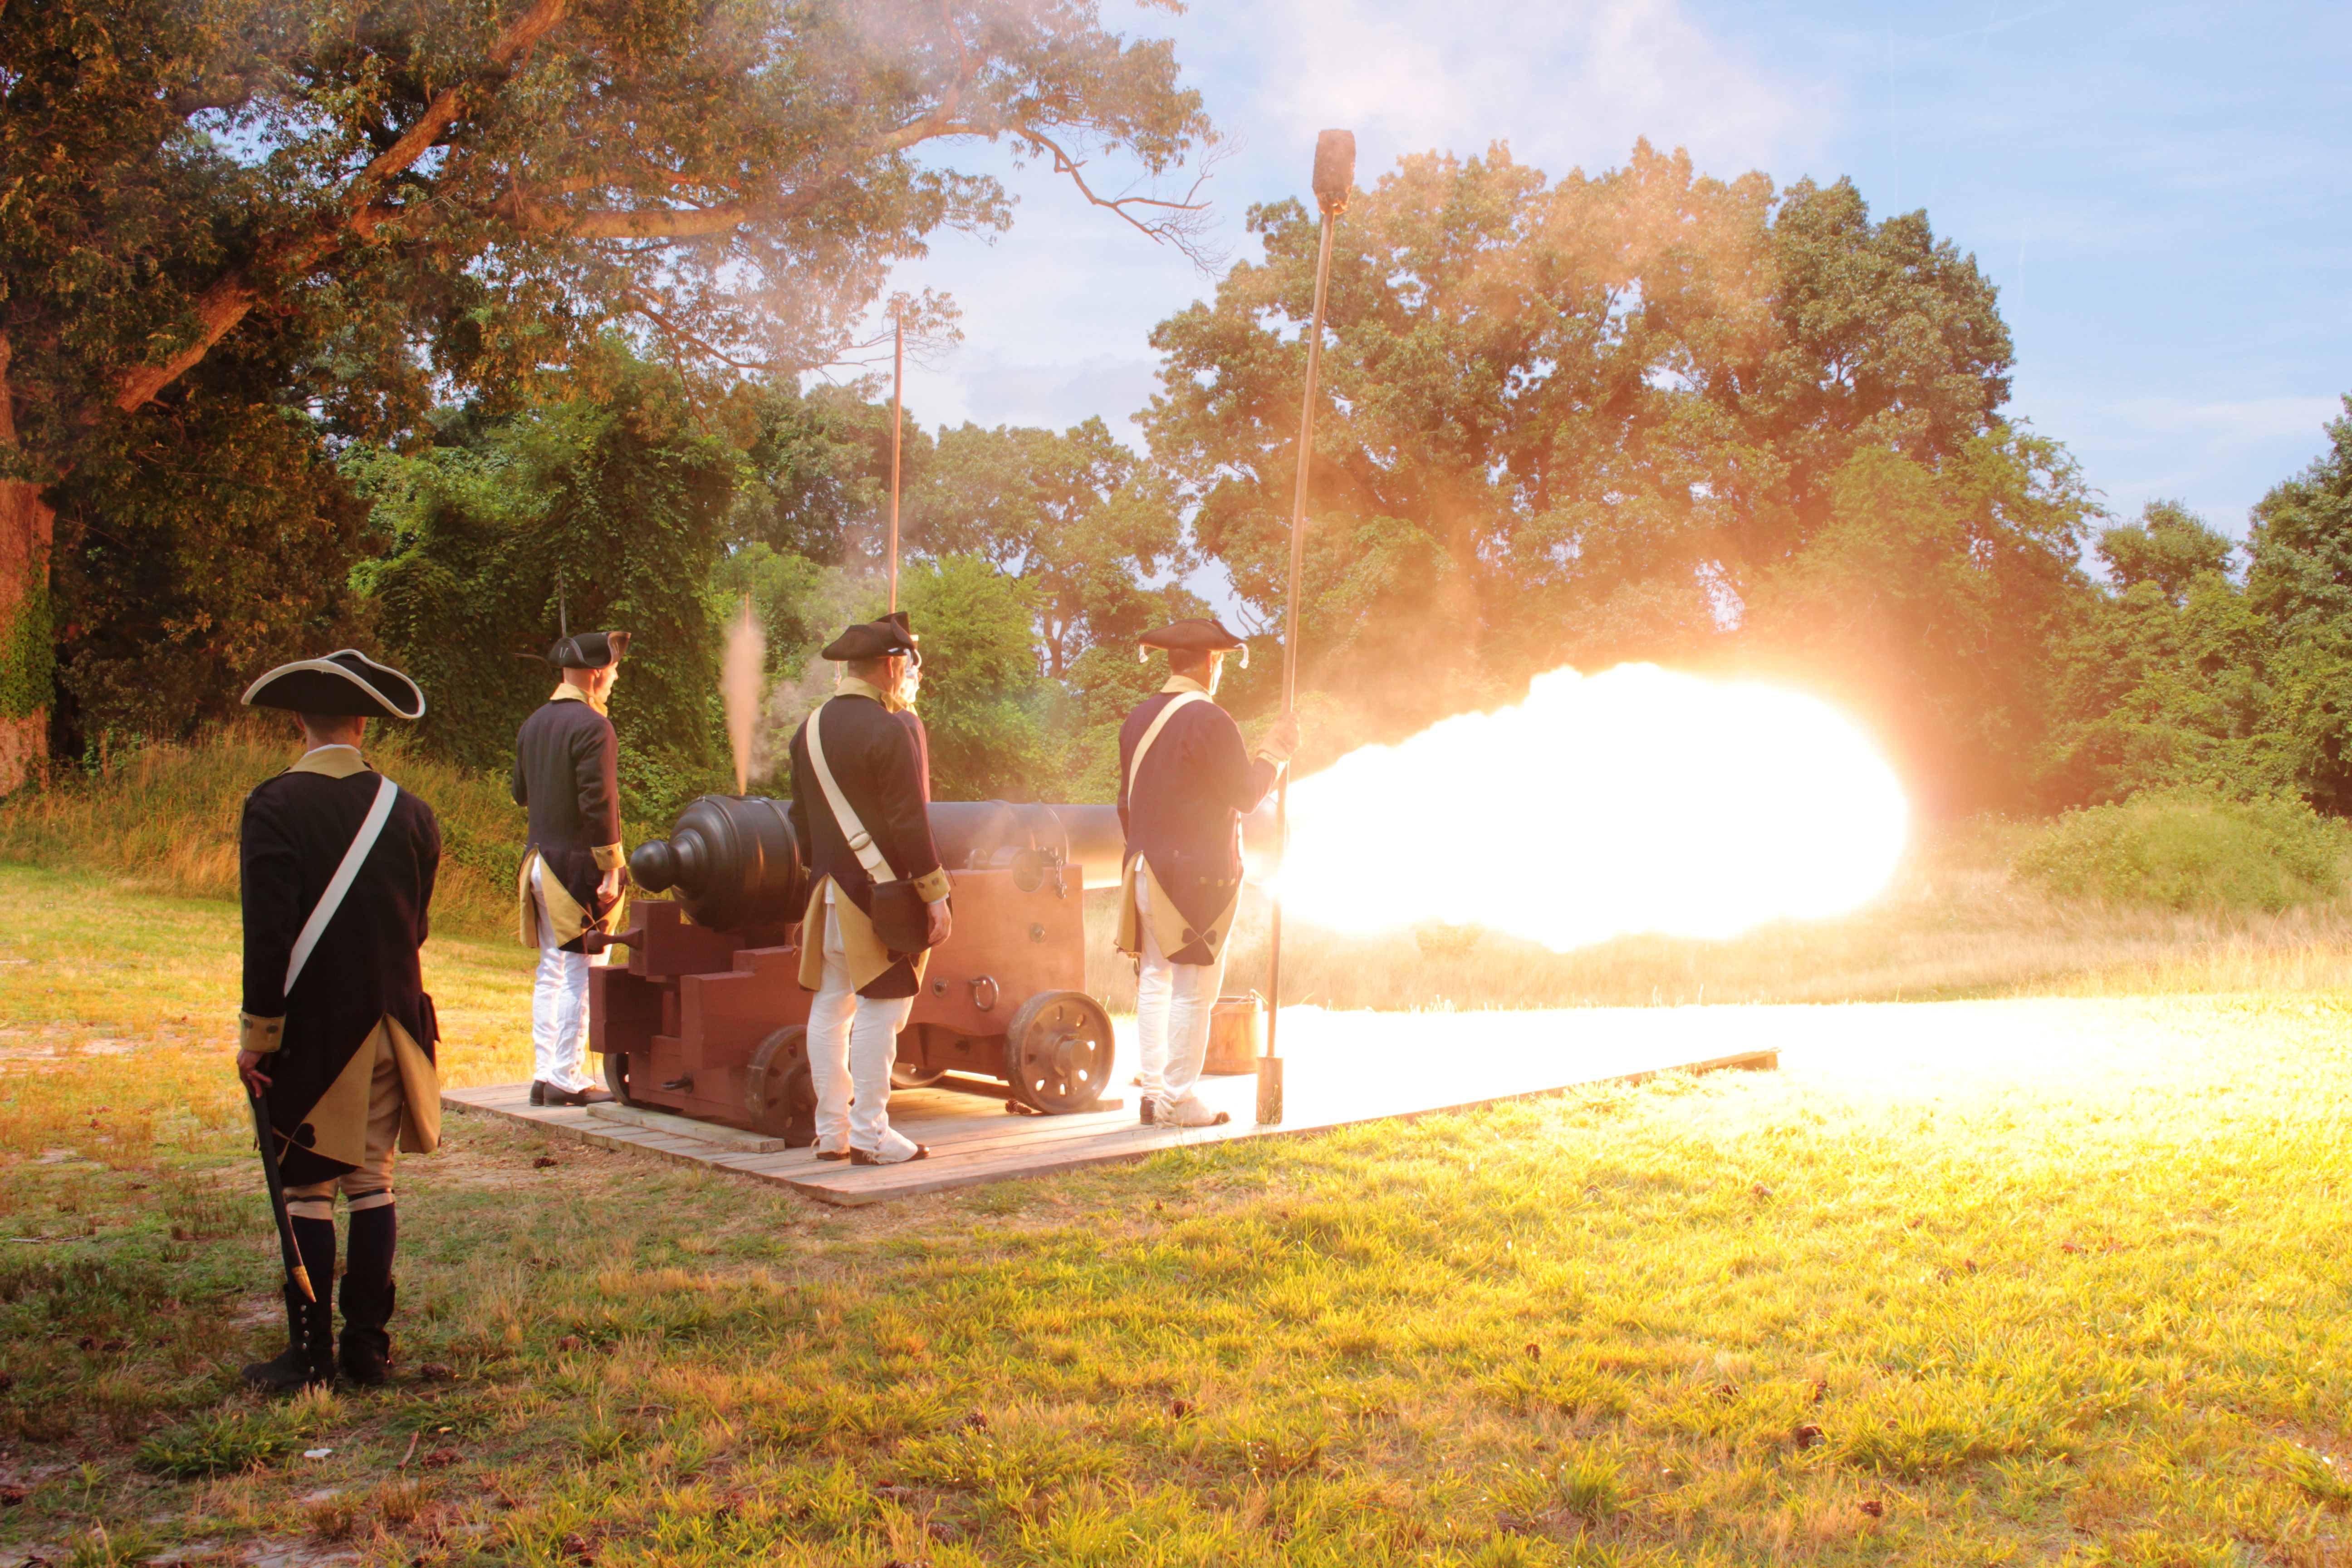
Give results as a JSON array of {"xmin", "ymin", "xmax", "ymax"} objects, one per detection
[
  {"xmin": 1135, "ymin": 874, "xmax": 1225, "ymax": 1116},
  {"xmin": 531, "ymin": 861, "xmax": 597, "ymax": 1092},
  {"xmin": 805, "ymin": 898, "xmax": 919, "ymax": 1160}
]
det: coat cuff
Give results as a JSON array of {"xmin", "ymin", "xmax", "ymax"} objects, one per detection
[
  {"xmin": 913, "ymin": 867, "xmax": 952, "ymax": 903},
  {"xmin": 239, "ymin": 1013, "xmax": 286, "ymax": 1054},
  {"xmin": 1250, "ymin": 745, "xmax": 1293, "ymax": 771},
  {"xmin": 593, "ymin": 842, "xmax": 625, "ymax": 872}
]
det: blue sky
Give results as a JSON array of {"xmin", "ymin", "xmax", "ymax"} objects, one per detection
[{"xmin": 881, "ymin": 0, "xmax": 2350, "ymax": 554}]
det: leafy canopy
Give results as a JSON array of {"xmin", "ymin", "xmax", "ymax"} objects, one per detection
[
  {"xmin": 3, "ymin": 0, "xmax": 1213, "ymax": 460},
  {"xmin": 1145, "ymin": 141, "xmax": 2072, "ymax": 809}
]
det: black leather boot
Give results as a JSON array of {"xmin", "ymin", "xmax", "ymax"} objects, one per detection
[
  {"xmin": 242, "ymin": 1281, "xmax": 335, "ymax": 1392},
  {"xmin": 338, "ymin": 1273, "xmax": 396, "ymax": 1387}
]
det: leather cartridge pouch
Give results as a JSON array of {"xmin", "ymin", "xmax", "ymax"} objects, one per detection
[{"xmin": 866, "ymin": 877, "xmax": 933, "ymax": 954}]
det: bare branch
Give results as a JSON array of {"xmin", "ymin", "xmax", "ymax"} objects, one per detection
[{"xmin": 1016, "ymin": 128, "xmax": 1225, "ymax": 271}]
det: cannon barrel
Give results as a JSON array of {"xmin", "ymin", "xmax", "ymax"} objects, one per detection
[{"xmin": 630, "ymin": 796, "xmax": 1283, "ymax": 931}]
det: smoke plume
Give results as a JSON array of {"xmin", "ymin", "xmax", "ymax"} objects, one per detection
[{"xmin": 722, "ymin": 597, "xmax": 766, "ymax": 795}]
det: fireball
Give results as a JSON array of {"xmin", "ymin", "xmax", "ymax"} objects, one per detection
[{"xmin": 1278, "ymin": 665, "xmax": 1908, "ymax": 951}]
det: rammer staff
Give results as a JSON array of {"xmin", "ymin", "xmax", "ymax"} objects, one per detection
[
  {"xmin": 1259, "ymin": 129, "xmax": 1354, "ymax": 1127},
  {"xmin": 888, "ymin": 315, "xmax": 904, "ymax": 613}
]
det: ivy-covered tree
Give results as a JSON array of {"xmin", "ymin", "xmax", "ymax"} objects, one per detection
[
  {"xmin": 0, "ymin": 0, "xmax": 1214, "ymax": 787},
  {"xmin": 353, "ymin": 360, "xmax": 740, "ymax": 826}
]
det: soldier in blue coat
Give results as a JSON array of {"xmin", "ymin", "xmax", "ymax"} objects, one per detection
[
  {"xmin": 787, "ymin": 615, "xmax": 953, "ymax": 1165},
  {"xmin": 1116, "ymin": 619, "xmax": 1298, "ymax": 1126},
  {"xmin": 511, "ymin": 631, "xmax": 630, "ymax": 1106},
  {"xmin": 234, "ymin": 650, "xmax": 441, "ymax": 1390}
]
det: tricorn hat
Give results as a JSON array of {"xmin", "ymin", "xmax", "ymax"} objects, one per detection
[
  {"xmin": 242, "ymin": 650, "xmax": 427, "ymax": 720},
  {"xmin": 1139, "ymin": 617, "xmax": 1250, "ymax": 668},
  {"xmin": 547, "ymin": 630, "xmax": 630, "ymax": 670},
  {"xmin": 822, "ymin": 614, "xmax": 921, "ymax": 664}
]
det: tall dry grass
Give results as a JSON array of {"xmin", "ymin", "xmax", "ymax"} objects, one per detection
[{"xmin": 0, "ymin": 723, "xmax": 524, "ymax": 941}]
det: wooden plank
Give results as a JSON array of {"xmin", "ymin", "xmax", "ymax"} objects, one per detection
[
  {"xmin": 784, "ymin": 1047, "xmax": 1783, "ymax": 1205},
  {"xmin": 588, "ymin": 1102, "xmax": 791, "ymax": 1153},
  {"xmin": 441, "ymin": 1044, "xmax": 1783, "ymax": 1206}
]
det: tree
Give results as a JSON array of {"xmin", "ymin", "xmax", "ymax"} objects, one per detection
[
  {"xmin": 0, "ymin": 0, "xmax": 1214, "ymax": 787},
  {"xmin": 2042, "ymin": 502, "xmax": 2285, "ymax": 806},
  {"xmin": 912, "ymin": 417, "xmax": 1191, "ymax": 676},
  {"xmin": 726, "ymin": 382, "xmax": 914, "ymax": 570},
  {"xmin": 1144, "ymin": 141, "xmax": 2054, "ymax": 807},
  {"xmin": 898, "ymin": 555, "xmax": 1050, "ymax": 800},
  {"xmin": 2247, "ymin": 398, "xmax": 2352, "ymax": 812},
  {"xmin": 43, "ymin": 353, "xmax": 373, "ymax": 760},
  {"xmin": 1734, "ymin": 432, "xmax": 2092, "ymax": 816},
  {"xmin": 354, "ymin": 360, "xmax": 740, "ymax": 827}
]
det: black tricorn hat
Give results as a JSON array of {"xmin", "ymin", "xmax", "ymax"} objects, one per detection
[
  {"xmin": 547, "ymin": 630, "xmax": 630, "ymax": 670},
  {"xmin": 1139, "ymin": 617, "xmax": 1250, "ymax": 667},
  {"xmin": 822, "ymin": 614, "xmax": 921, "ymax": 664},
  {"xmin": 242, "ymin": 650, "xmax": 427, "ymax": 720}
]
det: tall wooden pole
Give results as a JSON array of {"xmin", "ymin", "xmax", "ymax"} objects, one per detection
[
  {"xmin": 1258, "ymin": 130, "xmax": 1353, "ymax": 1128},
  {"xmin": 888, "ymin": 317, "xmax": 903, "ymax": 613}
]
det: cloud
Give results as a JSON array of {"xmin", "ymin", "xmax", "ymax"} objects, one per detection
[
  {"xmin": 2046, "ymin": 392, "xmax": 2346, "ymax": 529},
  {"xmin": 1256, "ymin": 0, "xmax": 1831, "ymax": 177}
]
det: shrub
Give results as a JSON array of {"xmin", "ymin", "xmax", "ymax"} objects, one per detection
[{"xmin": 2015, "ymin": 790, "xmax": 2349, "ymax": 911}]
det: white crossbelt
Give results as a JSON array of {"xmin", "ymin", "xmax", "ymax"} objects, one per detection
[
  {"xmin": 286, "ymin": 774, "xmax": 399, "ymax": 993},
  {"xmin": 804, "ymin": 699, "xmax": 900, "ymax": 886},
  {"xmin": 1126, "ymin": 691, "xmax": 1208, "ymax": 802}
]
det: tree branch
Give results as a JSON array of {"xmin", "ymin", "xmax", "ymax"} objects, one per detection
[
  {"xmin": 1016, "ymin": 128, "xmax": 1221, "ymax": 269},
  {"xmin": 358, "ymin": 0, "xmax": 568, "ymax": 190},
  {"xmin": 112, "ymin": 273, "xmax": 258, "ymax": 414},
  {"xmin": 625, "ymin": 295, "xmax": 781, "ymax": 373},
  {"xmin": 115, "ymin": 0, "xmax": 572, "ymax": 412}
]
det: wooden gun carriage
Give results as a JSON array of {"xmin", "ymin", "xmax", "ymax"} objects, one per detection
[{"xmin": 588, "ymin": 796, "xmax": 1273, "ymax": 1142}]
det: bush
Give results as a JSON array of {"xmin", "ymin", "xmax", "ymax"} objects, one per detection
[{"xmin": 2016, "ymin": 790, "xmax": 2349, "ymax": 911}]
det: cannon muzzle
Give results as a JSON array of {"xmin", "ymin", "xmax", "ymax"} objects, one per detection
[{"xmin": 628, "ymin": 795, "xmax": 804, "ymax": 931}]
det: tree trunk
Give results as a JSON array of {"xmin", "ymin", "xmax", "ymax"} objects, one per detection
[{"xmin": 0, "ymin": 333, "xmax": 54, "ymax": 795}]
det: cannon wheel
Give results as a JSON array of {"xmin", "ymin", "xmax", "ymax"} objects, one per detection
[
  {"xmin": 603, "ymin": 1052, "xmax": 637, "ymax": 1108},
  {"xmin": 1003, "ymin": 991, "xmax": 1114, "ymax": 1114},
  {"xmin": 745, "ymin": 1026, "xmax": 817, "ymax": 1146},
  {"xmin": 891, "ymin": 1063, "xmax": 949, "ymax": 1090}
]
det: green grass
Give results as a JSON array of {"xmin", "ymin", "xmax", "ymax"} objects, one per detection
[{"xmin": 3, "ymin": 862, "xmax": 2352, "ymax": 1563}]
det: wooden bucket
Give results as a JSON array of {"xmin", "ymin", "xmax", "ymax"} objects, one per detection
[{"xmin": 1204, "ymin": 993, "xmax": 1264, "ymax": 1076}]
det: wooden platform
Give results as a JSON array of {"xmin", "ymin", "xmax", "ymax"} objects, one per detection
[{"xmin": 442, "ymin": 1007, "xmax": 1777, "ymax": 1205}]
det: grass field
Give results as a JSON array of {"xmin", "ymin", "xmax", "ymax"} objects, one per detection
[{"xmin": 3, "ymin": 861, "xmax": 2352, "ymax": 1566}]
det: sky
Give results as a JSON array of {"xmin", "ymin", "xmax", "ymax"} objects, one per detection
[{"xmin": 875, "ymin": 0, "xmax": 2352, "ymax": 559}]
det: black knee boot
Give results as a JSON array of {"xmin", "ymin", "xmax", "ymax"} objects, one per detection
[
  {"xmin": 338, "ymin": 1202, "xmax": 397, "ymax": 1386},
  {"xmin": 243, "ymin": 1216, "xmax": 336, "ymax": 1392}
]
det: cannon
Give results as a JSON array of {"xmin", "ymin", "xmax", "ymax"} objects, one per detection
[{"xmin": 588, "ymin": 795, "xmax": 1277, "ymax": 1140}]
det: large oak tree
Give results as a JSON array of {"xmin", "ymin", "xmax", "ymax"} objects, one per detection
[
  {"xmin": 1145, "ymin": 141, "xmax": 2088, "ymax": 811},
  {"xmin": 0, "ymin": 0, "xmax": 1210, "ymax": 786}
]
